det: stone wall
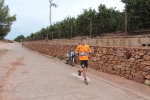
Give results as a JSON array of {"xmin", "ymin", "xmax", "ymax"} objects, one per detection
[
  {"xmin": 24, "ymin": 42, "xmax": 150, "ymax": 85},
  {"xmin": 31, "ymin": 36, "xmax": 150, "ymax": 48},
  {"xmin": 89, "ymin": 47, "xmax": 150, "ymax": 84}
]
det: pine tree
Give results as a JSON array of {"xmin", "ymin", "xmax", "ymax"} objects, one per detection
[{"xmin": 0, "ymin": 0, "xmax": 16, "ymax": 39}]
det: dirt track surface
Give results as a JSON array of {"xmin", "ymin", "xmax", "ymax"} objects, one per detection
[{"xmin": 0, "ymin": 43, "xmax": 150, "ymax": 100}]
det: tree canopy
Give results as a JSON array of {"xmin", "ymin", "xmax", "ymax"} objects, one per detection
[
  {"xmin": 25, "ymin": 4, "xmax": 125, "ymax": 41},
  {"xmin": 0, "ymin": 0, "xmax": 16, "ymax": 39},
  {"xmin": 14, "ymin": 34, "xmax": 25, "ymax": 42},
  {"xmin": 23, "ymin": 1, "xmax": 150, "ymax": 41},
  {"xmin": 121, "ymin": 0, "xmax": 150, "ymax": 32}
]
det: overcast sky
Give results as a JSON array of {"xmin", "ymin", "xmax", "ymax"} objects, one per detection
[{"xmin": 5, "ymin": 0, "xmax": 125, "ymax": 40}]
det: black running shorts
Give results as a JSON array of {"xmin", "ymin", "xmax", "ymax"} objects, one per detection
[{"xmin": 80, "ymin": 60, "xmax": 88, "ymax": 68}]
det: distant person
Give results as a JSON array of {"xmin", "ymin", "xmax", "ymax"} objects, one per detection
[
  {"xmin": 75, "ymin": 38, "xmax": 91, "ymax": 85},
  {"xmin": 21, "ymin": 42, "xmax": 24, "ymax": 48}
]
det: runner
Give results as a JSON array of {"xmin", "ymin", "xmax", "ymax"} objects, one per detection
[
  {"xmin": 21, "ymin": 42, "xmax": 24, "ymax": 48},
  {"xmin": 75, "ymin": 38, "xmax": 91, "ymax": 85}
]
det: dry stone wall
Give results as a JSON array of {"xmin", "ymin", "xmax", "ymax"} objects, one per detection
[{"xmin": 24, "ymin": 42, "xmax": 150, "ymax": 85}]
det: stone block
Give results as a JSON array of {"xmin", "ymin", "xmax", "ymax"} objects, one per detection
[
  {"xmin": 139, "ymin": 53, "xmax": 144, "ymax": 56},
  {"xmin": 143, "ymin": 55, "xmax": 150, "ymax": 61},
  {"xmin": 113, "ymin": 65, "xmax": 118, "ymax": 70},
  {"xmin": 142, "ymin": 72, "xmax": 148, "ymax": 76},
  {"xmin": 129, "ymin": 57, "xmax": 136, "ymax": 61},
  {"xmin": 110, "ymin": 70, "xmax": 116, "ymax": 74},
  {"xmin": 121, "ymin": 67, "xmax": 126, "ymax": 71},
  {"xmin": 132, "ymin": 65, "xmax": 140, "ymax": 70},
  {"xmin": 129, "ymin": 75, "xmax": 132, "ymax": 79},
  {"xmin": 145, "ymin": 66, "xmax": 150, "ymax": 69},
  {"xmin": 135, "ymin": 71, "xmax": 144, "ymax": 79},
  {"xmin": 107, "ymin": 51, "xmax": 113, "ymax": 55},
  {"xmin": 131, "ymin": 71, "xmax": 135, "ymax": 77},
  {"xmin": 140, "ymin": 64, "xmax": 146, "ymax": 68},
  {"xmin": 135, "ymin": 55, "xmax": 141, "ymax": 59},
  {"xmin": 116, "ymin": 50, "xmax": 124, "ymax": 57},
  {"xmin": 132, "ymin": 77, "xmax": 145, "ymax": 83},
  {"xmin": 118, "ymin": 65, "xmax": 122, "ymax": 69},
  {"xmin": 92, "ymin": 57, "xmax": 97, "ymax": 62},
  {"xmin": 137, "ymin": 59, "xmax": 144, "ymax": 62},
  {"xmin": 121, "ymin": 70, "xmax": 125, "ymax": 75},
  {"xmin": 121, "ymin": 62, "xmax": 126, "ymax": 67},
  {"xmin": 142, "ymin": 61, "xmax": 150, "ymax": 66},
  {"xmin": 112, "ymin": 61, "xmax": 117, "ymax": 64},
  {"xmin": 114, "ymin": 56, "xmax": 119, "ymax": 61},
  {"xmin": 107, "ymin": 66, "xmax": 113, "ymax": 72},
  {"xmin": 145, "ymin": 75, "xmax": 150, "ymax": 79},
  {"xmin": 125, "ymin": 74, "xmax": 129, "ymax": 79},
  {"xmin": 116, "ymin": 71, "xmax": 120, "ymax": 75},
  {"xmin": 125, "ymin": 70, "xmax": 131, "ymax": 75},
  {"xmin": 103, "ymin": 50, "xmax": 107, "ymax": 54},
  {"xmin": 96, "ymin": 54, "xmax": 102, "ymax": 57},
  {"xmin": 147, "ymin": 70, "xmax": 150, "ymax": 73}
]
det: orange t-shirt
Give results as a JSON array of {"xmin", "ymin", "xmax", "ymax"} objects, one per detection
[{"xmin": 75, "ymin": 44, "xmax": 91, "ymax": 60}]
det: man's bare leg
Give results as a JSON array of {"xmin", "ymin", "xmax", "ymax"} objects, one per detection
[{"xmin": 83, "ymin": 67, "xmax": 87, "ymax": 79}]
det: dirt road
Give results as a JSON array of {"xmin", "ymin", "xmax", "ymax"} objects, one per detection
[{"xmin": 0, "ymin": 43, "xmax": 149, "ymax": 100}]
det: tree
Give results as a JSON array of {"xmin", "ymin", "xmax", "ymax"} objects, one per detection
[
  {"xmin": 25, "ymin": 3, "xmax": 126, "ymax": 40},
  {"xmin": 0, "ymin": 0, "xmax": 16, "ymax": 39},
  {"xmin": 96, "ymin": 4, "xmax": 124, "ymax": 34},
  {"xmin": 121, "ymin": 0, "xmax": 150, "ymax": 33},
  {"xmin": 14, "ymin": 35, "xmax": 25, "ymax": 42}
]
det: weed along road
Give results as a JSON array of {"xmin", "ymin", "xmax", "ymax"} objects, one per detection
[{"xmin": 0, "ymin": 43, "xmax": 150, "ymax": 100}]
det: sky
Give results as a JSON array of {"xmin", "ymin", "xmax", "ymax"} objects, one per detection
[{"xmin": 4, "ymin": 0, "xmax": 125, "ymax": 40}]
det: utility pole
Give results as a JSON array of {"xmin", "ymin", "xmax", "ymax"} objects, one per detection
[
  {"xmin": 125, "ymin": 12, "xmax": 127, "ymax": 36},
  {"xmin": 71, "ymin": 21, "xmax": 72, "ymax": 39},
  {"xmin": 52, "ymin": 32, "xmax": 53, "ymax": 40},
  {"xmin": 90, "ymin": 19, "xmax": 92, "ymax": 38},
  {"xmin": 69, "ymin": 17, "xmax": 73, "ymax": 44},
  {"xmin": 70, "ymin": 22, "xmax": 72, "ymax": 44},
  {"xmin": 58, "ymin": 24, "xmax": 60, "ymax": 39},
  {"xmin": 47, "ymin": 33, "xmax": 48, "ymax": 41},
  {"xmin": 49, "ymin": 0, "xmax": 52, "ymax": 26},
  {"xmin": 42, "ymin": 34, "xmax": 43, "ymax": 40},
  {"xmin": 47, "ymin": 0, "xmax": 58, "ymax": 26},
  {"xmin": 59, "ymin": 30, "xmax": 60, "ymax": 39}
]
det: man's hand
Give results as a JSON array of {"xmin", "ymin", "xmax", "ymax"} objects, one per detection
[
  {"xmin": 75, "ymin": 52, "xmax": 79, "ymax": 55},
  {"xmin": 86, "ymin": 51, "xmax": 91, "ymax": 54}
]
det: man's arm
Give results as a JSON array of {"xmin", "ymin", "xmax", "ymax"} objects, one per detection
[
  {"xmin": 75, "ymin": 46, "xmax": 79, "ymax": 55},
  {"xmin": 86, "ymin": 46, "xmax": 91, "ymax": 54}
]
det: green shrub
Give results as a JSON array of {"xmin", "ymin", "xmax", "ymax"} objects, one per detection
[
  {"xmin": 54, "ymin": 54, "xmax": 56, "ymax": 57},
  {"xmin": 60, "ymin": 56, "xmax": 63, "ymax": 60}
]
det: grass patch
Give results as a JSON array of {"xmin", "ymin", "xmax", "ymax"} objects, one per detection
[
  {"xmin": 38, "ymin": 51, "xmax": 43, "ymax": 54},
  {"xmin": 58, "ymin": 55, "xmax": 64, "ymax": 60},
  {"xmin": 60, "ymin": 57, "xmax": 63, "ymax": 60},
  {"xmin": 53, "ymin": 54, "xmax": 56, "ymax": 57}
]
